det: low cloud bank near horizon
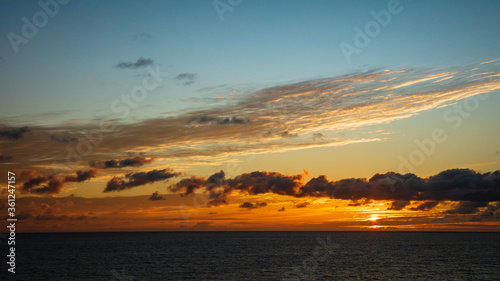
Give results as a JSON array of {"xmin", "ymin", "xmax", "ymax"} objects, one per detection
[{"xmin": 169, "ymin": 168, "xmax": 500, "ymax": 215}]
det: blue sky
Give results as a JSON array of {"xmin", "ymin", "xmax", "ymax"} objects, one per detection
[{"xmin": 1, "ymin": 0, "xmax": 499, "ymax": 124}]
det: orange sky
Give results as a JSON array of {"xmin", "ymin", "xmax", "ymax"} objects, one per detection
[{"xmin": 4, "ymin": 186, "xmax": 500, "ymax": 233}]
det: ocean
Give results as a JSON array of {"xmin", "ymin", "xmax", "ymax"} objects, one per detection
[{"xmin": 3, "ymin": 232, "xmax": 500, "ymax": 280}]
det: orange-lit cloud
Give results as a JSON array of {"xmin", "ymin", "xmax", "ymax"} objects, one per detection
[{"xmin": 1, "ymin": 61, "xmax": 499, "ymax": 179}]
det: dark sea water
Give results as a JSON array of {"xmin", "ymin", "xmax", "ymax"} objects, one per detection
[{"xmin": 2, "ymin": 232, "xmax": 500, "ymax": 280}]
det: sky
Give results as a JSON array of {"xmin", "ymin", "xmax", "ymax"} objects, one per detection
[{"xmin": 0, "ymin": 0, "xmax": 500, "ymax": 232}]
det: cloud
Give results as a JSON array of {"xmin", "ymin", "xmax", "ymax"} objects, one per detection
[
  {"xmin": 387, "ymin": 200, "xmax": 411, "ymax": 210},
  {"xmin": 116, "ymin": 57, "xmax": 153, "ymax": 69},
  {"xmin": 278, "ymin": 207, "xmax": 285, "ymax": 212},
  {"xmin": 0, "ymin": 153, "xmax": 12, "ymax": 161},
  {"xmin": 188, "ymin": 116, "xmax": 249, "ymax": 125},
  {"xmin": 2, "ymin": 61, "xmax": 499, "ymax": 179},
  {"xmin": 170, "ymin": 176, "xmax": 207, "ymax": 195},
  {"xmin": 295, "ymin": 202, "xmax": 310, "ymax": 208},
  {"xmin": 50, "ymin": 135, "xmax": 79, "ymax": 143},
  {"xmin": 444, "ymin": 201, "xmax": 489, "ymax": 214},
  {"xmin": 174, "ymin": 73, "xmax": 197, "ymax": 85},
  {"xmin": 410, "ymin": 201, "xmax": 439, "ymax": 211},
  {"xmin": 149, "ymin": 191, "xmax": 165, "ymax": 201},
  {"xmin": 480, "ymin": 202, "xmax": 500, "ymax": 217},
  {"xmin": 64, "ymin": 169, "xmax": 100, "ymax": 182},
  {"xmin": 104, "ymin": 169, "xmax": 181, "ymax": 192},
  {"xmin": 239, "ymin": 201, "xmax": 267, "ymax": 209},
  {"xmin": 90, "ymin": 156, "xmax": 156, "ymax": 169},
  {"xmin": 20, "ymin": 168, "xmax": 99, "ymax": 195},
  {"xmin": 348, "ymin": 198, "xmax": 372, "ymax": 206},
  {"xmin": 168, "ymin": 168, "xmax": 500, "ymax": 208},
  {"xmin": 0, "ymin": 126, "xmax": 29, "ymax": 139}
]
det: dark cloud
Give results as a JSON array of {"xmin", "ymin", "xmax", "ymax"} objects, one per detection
[
  {"xmin": 207, "ymin": 198, "xmax": 228, "ymax": 207},
  {"xmin": 0, "ymin": 153, "xmax": 12, "ymax": 161},
  {"xmin": 188, "ymin": 116, "xmax": 248, "ymax": 125},
  {"xmin": 278, "ymin": 207, "xmax": 285, "ymax": 212},
  {"xmin": 480, "ymin": 202, "xmax": 500, "ymax": 217},
  {"xmin": 297, "ymin": 169, "xmax": 500, "ymax": 202},
  {"xmin": 348, "ymin": 198, "xmax": 372, "ymax": 206},
  {"xmin": 387, "ymin": 201, "xmax": 411, "ymax": 210},
  {"xmin": 170, "ymin": 170, "xmax": 302, "ymax": 206},
  {"xmin": 444, "ymin": 201, "xmax": 489, "ymax": 214},
  {"xmin": 0, "ymin": 126, "xmax": 29, "ymax": 139},
  {"xmin": 116, "ymin": 57, "xmax": 153, "ymax": 69},
  {"xmin": 410, "ymin": 201, "xmax": 439, "ymax": 211},
  {"xmin": 295, "ymin": 202, "xmax": 310, "ymax": 208},
  {"xmin": 20, "ymin": 168, "xmax": 99, "ymax": 195},
  {"xmin": 149, "ymin": 191, "xmax": 165, "ymax": 201},
  {"xmin": 239, "ymin": 201, "xmax": 267, "ymax": 209},
  {"xmin": 16, "ymin": 211, "xmax": 34, "ymax": 220},
  {"xmin": 228, "ymin": 171, "xmax": 303, "ymax": 197},
  {"xmin": 90, "ymin": 156, "xmax": 156, "ymax": 169},
  {"xmin": 170, "ymin": 176, "xmax": 207, "ymax": 196},
  {"xmin": 50, "ymin": 135, "xmax": 79, "ymax": 143},
  {"xmin": 64, "ymin": 169, "xmax": 99, "ymax": 182},
  {"xmin": 174, "ymin": 73, "xmax": 197, "ymax": 85},
  {"xmin": 104, "ymin": 169, "xmax": 181, "ymax": 192},
  {"xmin": 168, "ymin": 169, "xmax": 500, "ymax": 208}
]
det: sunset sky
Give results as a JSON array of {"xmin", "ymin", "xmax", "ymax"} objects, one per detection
[{"xmin": 1, "ymin": 0, "xmax": 499, "ymax": 232}]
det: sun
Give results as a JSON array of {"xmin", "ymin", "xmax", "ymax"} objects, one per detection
[{"xmin": 368, "ymin": 214, "xmax": 380, "ymax": 221}]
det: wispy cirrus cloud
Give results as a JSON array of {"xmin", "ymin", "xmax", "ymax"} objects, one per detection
[
  {"xmin": 174, "ymin": 72, "xmax": 197, "ymax": 85},
  {"xmin": 0, "ymin": 60, "xmax": 499, "ymax": 179},
  {"xmin": 0, "ymin": 126, "xmax": 30, "ymax": 139},
  {"xmin": 131, "ymin": 32, "xmax": 154, "ymax": 41}
]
